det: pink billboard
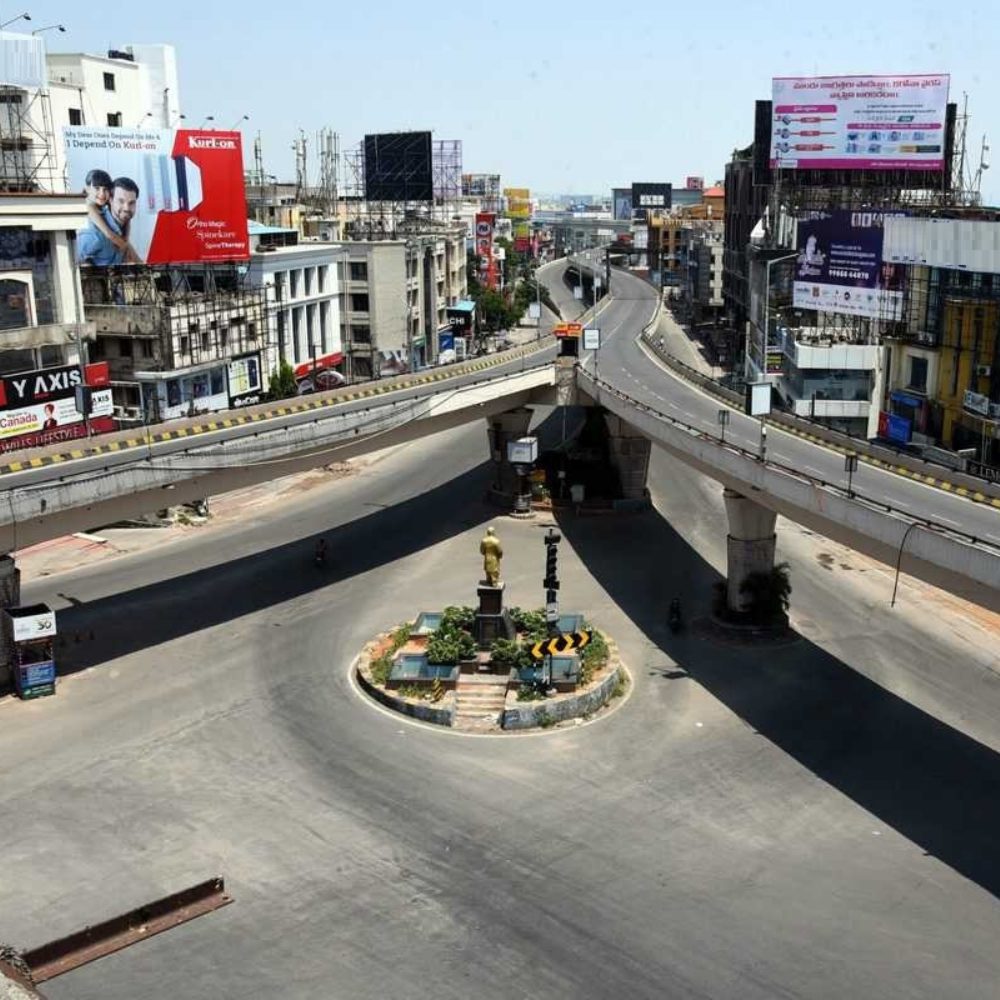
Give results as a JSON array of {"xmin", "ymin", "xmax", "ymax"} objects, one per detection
[{"xmin": 770, "ymin": 74, "xmax": 949, "ymax": 171}]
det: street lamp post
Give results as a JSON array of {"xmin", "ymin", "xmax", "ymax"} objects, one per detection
[
  {"xmin": 31, "ymin": 24, "xmax": 66, "ymax": 36},
  {"xmin": 0, "ymin": 13, "xmax": 30, "ymax": 29},
  {"xmin": 755, "ymin": 250, "xmax": 798, "ymax": 380}
]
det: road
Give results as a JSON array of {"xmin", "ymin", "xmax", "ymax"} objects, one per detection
[
  {"xmin": 577, "ymin": 266, "xmax": 1000, "ymax": 547},
  {"xmin": 0, "ymin": 414, "xmax": 997, "ymax": 998}
]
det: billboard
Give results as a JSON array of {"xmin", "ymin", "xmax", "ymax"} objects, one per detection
[
  {"xmin": 685, "ymin": 176, "xmax": 705, "ymax": 191},
  {"xmin": 631, "ymin": 183, "xmax": 672, "ymax": 211},
  {"xmin": 0, "ymin": 362, "xmax": 113, "ymax": 453},
  {"xmin": 364, "ymin": 131, "xmax": 433, "ymax": 202},
  {"xmin": 64, "ymin": 126, "xmax": 249, "ymax": 266},
  {"xmin": 226, "ymin": 353, "xmax": 263, "ymax": 409},
  {"xmin": 612, "ymin": 188, "xmax": 632, "ymax": 220},
  {"xmin": 475, "ymin": 212, "xmax": 497, "ymax": 289},
  {"xmin": 504, "ymin": 187, "xmax": 532, "ymax": 219},
  {"xmin": 793, "ymin": 211, "xmax": 904, "ymax": 319},
  {"xmin": 770, "ymin": 74, "xmax": 950, "ymax": 171}
]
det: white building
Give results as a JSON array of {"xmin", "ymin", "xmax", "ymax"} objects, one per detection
[
  {"xmin": 247, "ymin": 224, "xmax": 345, "ymax": 386},
  {"xmin": 0, "ymin": 38, "xmax": 181, "ymax": 193}
]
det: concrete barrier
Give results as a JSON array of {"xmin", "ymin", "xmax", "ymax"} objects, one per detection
[{"xmin": 640, "ymin": 327, "xmax": 1000, "ymax": 502}]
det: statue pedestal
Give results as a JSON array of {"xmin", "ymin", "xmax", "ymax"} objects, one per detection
[{"xmin": 474, "ymin": 583, "xmax": 515, "ymax": 651}]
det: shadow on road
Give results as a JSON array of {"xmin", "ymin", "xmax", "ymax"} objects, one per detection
[
  {"xmin": 50, "ymin": 460, "xmax": 500, "ymax": 674},
  {"xmin": 558, "ymin": 504, "xmax": 1000, "ymax": 901}
]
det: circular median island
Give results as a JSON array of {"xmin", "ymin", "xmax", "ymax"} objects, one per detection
[{"xmin": 355, "ymin": 606, "xmax": 629, "ymax": 734}]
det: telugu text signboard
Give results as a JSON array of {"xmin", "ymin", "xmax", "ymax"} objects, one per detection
[
  {"xmin": 770, "ymin": 74, "xmax": 950, "ymax": 171},
  {"xmin": 793, "ymin": 211, "xmax": 904, "ymax": 320},
  {"xmin": 64, "ymin": 126, "xmax": 250, "ymax": 267}
]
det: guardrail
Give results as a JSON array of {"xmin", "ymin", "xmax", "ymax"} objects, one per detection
[
  {"xmin": 577, "ymin": 364, "xmax": 1000, "ymax": 554},
  {"xmin": 639, "ymin": 325, "xmax": 1000, "ymax": 506}
]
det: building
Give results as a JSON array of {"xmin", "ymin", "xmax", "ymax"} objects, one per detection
[
  {"xmin": 339, "ymin": 225, "xmax": 467, "ymax": 375},
  {"xmin": 247, "ymin": 222, "xmax": 345, "ymax": 385},
  {"xmin": 723, "ymin": 143, "xmax": 769, "ymax": 370},
  {"xmin": 1, "ymin": 41, "xmax": 181, "ymax": 194},
  {"xmin": 81, "ymin": 265, "xmax": 267, "ymax": 423},
  {"xmin": 879, "ymin": 214, "xmax": 1000, "ymax": 471}
]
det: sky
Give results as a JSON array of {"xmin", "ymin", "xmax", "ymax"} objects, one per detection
[{"xmin": 16, "ymin": 0, "xmax": 1000, "ymax": 203}]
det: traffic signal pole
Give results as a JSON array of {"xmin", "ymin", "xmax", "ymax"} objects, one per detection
[{"xmin": 542, "ymin": 528, "xmax": 561, "ymax": 689}]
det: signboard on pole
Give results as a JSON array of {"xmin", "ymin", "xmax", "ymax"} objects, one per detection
[
  {"xmin": 745, "ymin": 381, "xmax": 772, "ymax": 417},
  {"xmin": 582, "ymin": 328, "xmax": 601, "ymax": 351},
  {"xmin": 770, "ymin": 74, "xmax": 950, "ymax": 171}
]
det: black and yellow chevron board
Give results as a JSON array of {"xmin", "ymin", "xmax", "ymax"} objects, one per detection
[{"xmin": 530, "ymin": 630, "xmax": 591, "ymax": 661}]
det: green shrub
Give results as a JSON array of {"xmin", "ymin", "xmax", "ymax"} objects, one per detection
[
  {"xmin": 369, "ymin": 622, "xmax": 412, "ymax": 687},
  {"xmin": 517, "ymin": 686, "xmax": 545, "ymax": 702},
  {"xmin": 580, "ymin": 626, "xmax": 609, "ymax": 686},
  {"xmin": 426, "ymin": 607, "xmax": 477, "ymax": 665},
  {"xmin": 509, "ymin": 606, "xmax": 547, "ymax": 640},
  {"xmin": 490, "ymin": 637, "xmax": 530, "ymax": 671}
]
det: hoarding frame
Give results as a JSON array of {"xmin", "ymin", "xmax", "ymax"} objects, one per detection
[{"xmin": 770, "ymin": 74, "xmax": 951, "ymax": 172}]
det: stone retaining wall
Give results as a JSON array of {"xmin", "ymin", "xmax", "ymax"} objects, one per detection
[
  {"xmin": 501, "ymin": 641, "xmax": 625, "ymax": 730},
  {"xmin": 356, "ymin": 656, "xmax": 456, "ymax": 727}
]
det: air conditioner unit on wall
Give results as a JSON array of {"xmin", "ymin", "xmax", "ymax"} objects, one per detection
[{"xmin": 976, "ymin": 365, "xmax": 992, "ymax": 377}]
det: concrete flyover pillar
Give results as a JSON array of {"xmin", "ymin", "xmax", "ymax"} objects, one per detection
[
  {"xmin": 603, "ymin": 414, "xmax": 651, "ymax": 502},
  {"xmin": 0, "ymin": 554, "xmax": 21, "ymax": 689},
  {"xmin": 486, "ymin": 407, "xmax": 534, "ymax": 501},
  {"xmin": 723, "ymin": 488, "xmax": 777, "ymax": 612}
]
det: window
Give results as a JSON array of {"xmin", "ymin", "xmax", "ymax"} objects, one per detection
[
  {"xmin": 103, "ymin": 72, "xmax": 115, "ymax": 91},
  {"xmin": 318, "ymin": 266, "xmax": 328, "ymax": 293},
  {"xmin": 68, "ymin": 108, "xmax": 82, "ymax": 126},
  {"xmin": 909, "ymin": 356, "xmax": 928, "ymax": 392},
  {"xmin": 351, "ymin": 324, "xmax": 371, "ymax": 344},
  {"xmin": 210, "ymin": 369, "xmax": 225, "ymax": 395},
  {"xmin": 289, "ymin": 269, "xmax": 301, "ymax": 298},
  {"xmin": 219, "ymin": 327, "xmax": 228, "ymax": 348},
  {"xmin": 304, "ymin": 268, "xmax": 314, "ymax": 296},
  {"xmin": 247, "ymin": 322, "xmax": 258, "ymax": 340},
  {"xmin": 106, "ymin": 112, "xmax": 122, "ymax": 127},
  {"xmin": 350, "ymin": 292, "xmax": 369, "ymax": 312},
  {"xmin": 118, "ymin": 337, "xmax": 133, "ymax": 358},
  {"xmin": 349, "ymin": 261, "xmax": 368, "ymax": 282},
  {"xmin": 200, "ymin": 332, "xmax": 209, "ymax": 352},
  {"xmin": 179, "ymin": 335, "xmax": 190, "ymax": 355}
]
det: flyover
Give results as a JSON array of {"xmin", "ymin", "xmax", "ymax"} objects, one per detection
[{"xmin": 0, "ymin": 263, "xmax": 996, "ymax": 622}]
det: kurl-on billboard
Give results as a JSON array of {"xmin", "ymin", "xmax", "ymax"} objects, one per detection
[
  {"xmin": 64, "ymin": 126, "xmax": 250, "ymax": 266},
  {"xmin": 793, "ymin": 210, "xmax": 904, "ymax": 320},
  {"xmin": 771, "ymin": 74, "xmax": 949, "ymax": 171}
]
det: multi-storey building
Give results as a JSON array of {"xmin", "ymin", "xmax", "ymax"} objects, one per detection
[
  {"xmin": 247, "ymin": 223, "xmax": 345, "ymax": 385},
  {"xmin": 81, "ymin": 265, "xmax": 267, "ymax": 423},
  {"xmin": 880, "ymin": 214, "xmax": 1000, "ymax": 472},
  {"xmin": 338, "ymin": 225, "xmax": 467, "ymax": 375}
]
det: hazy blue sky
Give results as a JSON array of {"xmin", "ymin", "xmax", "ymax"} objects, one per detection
[{"xmin": 21, "ymin": 0, "xmax": 999, "ymax": 201}]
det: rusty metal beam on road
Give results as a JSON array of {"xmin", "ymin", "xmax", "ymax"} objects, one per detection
[{"xmin": 21, "ymin": 877, "xmax": 232, "ymax": 983}]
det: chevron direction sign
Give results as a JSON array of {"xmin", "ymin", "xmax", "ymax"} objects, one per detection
[{"xmin": 530, "ymin": 631, "xmax": 591, "ymax": 661}]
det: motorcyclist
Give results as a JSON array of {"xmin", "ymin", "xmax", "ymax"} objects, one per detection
[{"xmin": 314, "ymin": 537, "xmax": 327, "ymax": 566}]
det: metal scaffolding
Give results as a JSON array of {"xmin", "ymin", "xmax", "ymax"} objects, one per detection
[{"xmin": 0, "ymin": 84, "xmax": 58, "ymax": 192}]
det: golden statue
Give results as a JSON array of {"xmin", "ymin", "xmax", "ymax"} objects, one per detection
[{"xmin": 480, "ymin": 526, "xmax": 503, "ymax": 586}]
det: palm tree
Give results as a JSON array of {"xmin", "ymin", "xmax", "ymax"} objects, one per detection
[{"xmin": 739, "ymin": 562, "xmax": 791, "ymax": 625}]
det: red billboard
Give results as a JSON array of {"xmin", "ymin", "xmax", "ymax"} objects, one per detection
[
  {"xmin": 0, "ymin": 362, "xmax": 114, "ymax": 453},
  {"xmin": 475, "ymin": 212, "xmax": 497, "ymax": 289},
  {"xmin": 64, "ymin": 126, "xmax": 250, "ymax": 266}
]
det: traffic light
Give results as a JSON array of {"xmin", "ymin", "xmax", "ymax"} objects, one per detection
[{"xmin": 544, "ymin": 545, "xmax": 559, "ymax": 590}]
